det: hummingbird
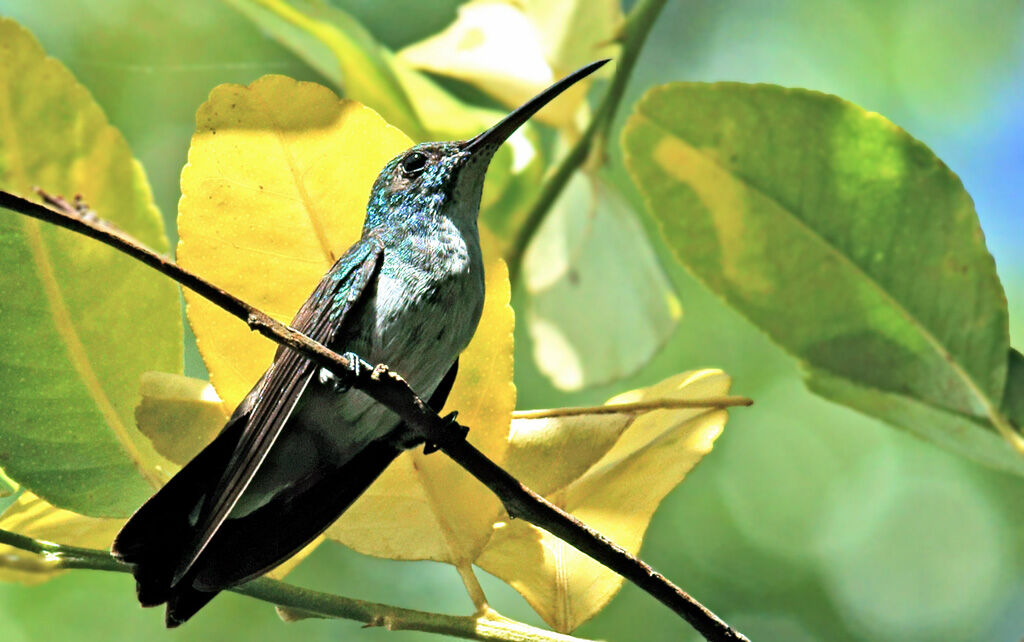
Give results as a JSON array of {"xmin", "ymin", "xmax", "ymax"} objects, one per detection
[{"xmin": 112, "ymin": 59, "xmax": 608, "ymax": 626}]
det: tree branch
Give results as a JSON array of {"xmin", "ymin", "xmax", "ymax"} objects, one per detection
[
  {"xmin": 512, "ymin": 396, "xmax": 753, "ymax": 420},
  {"xmin": 0, "ymin": 527, "xmax": 590, "ymax": 642},
  {"xmin": 0, "ymin": 188, "xmax": 748, "ymax": 642}
]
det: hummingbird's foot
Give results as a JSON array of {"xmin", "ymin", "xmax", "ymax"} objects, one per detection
[
  {"xmin": 317, "ymin": 352, "xmax": 370, "ymax": 393},
  {"xmin": 423, "ymin": 411, "xmax": 468, "ymax": 454}
]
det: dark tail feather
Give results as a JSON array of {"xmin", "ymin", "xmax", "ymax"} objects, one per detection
[
  {"xmin": 188, "ymin": 436, "xmax": 404, "ymax": 591},
  {"xmin": 116, "ymin": 418, "xmax": 408, "ymax": 626},
  {"xmin": 112, "ymin": 418, "xmax": 245, "ymax": 609},
  {"xmin": 168, "ymin": 363, "xmax": 459, "ymax": 599},
  {"xmin": 165, "ymin": 586, "xmax": 219, "ymax": 627}
]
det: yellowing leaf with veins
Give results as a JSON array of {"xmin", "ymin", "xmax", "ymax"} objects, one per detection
[
  {"xmin": 178, "ymin": 74, "xmax": 410, "ymax": 409},
  {"xmin": 0, "ymin": 492, "xmax": 123, "ymax": 584},
  {"xmin": 179, "ymin": 76, "xmax": 516, "ymax": 565},
  {"xmin": 476, "ymin": 370, "xmax": 731, "ymax": 632},
  {"xmin": 0, "ymin": 489, "xmax": 312, "ymax": 584},
  {"xmin": 398, "ymin": 0, "xmax": 621, "ymax": 128},
  {"xmin": 328, "ymin": 239, "xmax": 514, "ymax": 564}
]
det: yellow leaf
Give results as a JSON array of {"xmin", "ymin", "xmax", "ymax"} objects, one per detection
[
  {"xmin": 328, "ymin": 232, "xmax": 515, "ymax": 564},
  {"xmin": 0, "ymin": 493, "xmax": 123, "ymax": 584},
  {"xmin": 178, "ymin": 76, "xmax": 517, "ymax": 565},
  {"xmin": 0, "ymin": 489, "xmax": 312, "ymax": 584},
  {"xmin": 135, "ymin": 372, "xmax": 230, "ymax": 467},
  {"xmin": 265, "ymin": 536, "xmax": 323, "ymax": 580},
  {"xmin": 178, "ymin": 74, "xmax": 411, "ymax": 409},
  {"xmin": 397, "ymin": 0, "xmax": 621, "ymax": 129},
  {"xmin": 224, "ymin": 0, "xmax": 425, "ymax": 139},
  {"xmin": 476, "ymin": 370, "xmax": 730, "ymax": 632}
]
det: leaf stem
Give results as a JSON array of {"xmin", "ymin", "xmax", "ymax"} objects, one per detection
[
  {"xmin": 0, "ymin": 189, "xmax": 748, "ymax": 642},
  {"xmin": 456, "ymin": 563, "xmax": 491, "ymax": 611},
  {"xmin": 0, "ymin": 527, "xmax": 589, "ymax": 642},
  {"xmin": 504, "ymin": 0, "xmax": 667, "ymax": 284},
  {"xmin": 512, "ymin": 396, "xmax": 753, "ymax": 420}
]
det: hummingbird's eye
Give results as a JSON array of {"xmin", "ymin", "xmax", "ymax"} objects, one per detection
[{"xmin": 400, "ymin": 151, "xmax": 428, "ymax": 176}]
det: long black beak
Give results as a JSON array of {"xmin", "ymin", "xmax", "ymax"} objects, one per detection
[{"xmin": 463, "ymin": 59, "xmax": 610, "ymax": 155}]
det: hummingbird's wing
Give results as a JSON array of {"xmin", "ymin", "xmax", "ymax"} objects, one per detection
[
  {"xmin": 112, "ymin": 234, "xmax": 384, "ymax": 607},
  {"xmin": 160, "ymin": 359, "xmax": 459, "ymax": 625},
  {"xmin": 190, "ymin": 359, "xmax": 460, "ymax": 590},
  {"xmin": 173, "ymin": 235, "xmax": 386, "ymax": 584}
]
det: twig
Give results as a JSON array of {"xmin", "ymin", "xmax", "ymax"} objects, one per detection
[
  {"xmin": 505, "ymin": 0, "xmax": 668, "ymax": 283},
  {"xmin": 0, "ymin": 188, "xmax": 748, "ymax": 642},
  {"xmin": 0, "ymin": 528, "xmax": 589, "ymax": 642},
  {"xmin": 512, "ymin": 396, "xmax": 753, "ymax": 420}
]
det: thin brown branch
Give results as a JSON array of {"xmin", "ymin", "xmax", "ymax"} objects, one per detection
[
  {"xmin": 512, "ymin": 396, "xmax": 753, "ymax": 420},
  {"xmin": 0, "ymin": 188, "xmax": 748, "ymax": 642}
]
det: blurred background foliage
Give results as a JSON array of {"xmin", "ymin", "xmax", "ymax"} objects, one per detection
[{"xmin": 0, "ymin": 1, "xmax": 1021, "ymax": 640}]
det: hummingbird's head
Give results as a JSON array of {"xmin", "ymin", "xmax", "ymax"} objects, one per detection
[
  {"xmin": 365, "ymin": 59, "xmax": 609, "ymax": 232},
  {"xmin": 365, "ymin": 140, "xmax": 483, "ymax": 230}
]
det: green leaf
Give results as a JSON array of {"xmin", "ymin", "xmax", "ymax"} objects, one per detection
[
  {"xmin": 806, "ymin": 369, "xmax": 1024, "ymax": 477},
  {"xmin": 0, "ymin": 18, "xmax": 182, "ymax": 516},
  {"xmin": 223, "ymin": 0, "xmax": 424, "ymax": 138},
  {"xmin": 0, "ymin": 467, "xmax": 15, "ymax": 499},
  {"xmin": 523, "ymin": 173, "xmax": 680, "ymax": 390},
  {"xmin": 623, "ymin": 82, "xmax": 1023, "ymax": 469}
]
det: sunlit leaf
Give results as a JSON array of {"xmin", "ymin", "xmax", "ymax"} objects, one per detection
[
  {"xmin": 623, "ymin": 82, "xmax": 1024, "ymax": 471},
  {"xmin": 520, "ymin": 0, "xmax": 622, "ymax": 75},
  {"xmin": 0, "ymin": 492, "xmax": 123, "ymax": 584},
  {"xmin": 398, "ymin": 0, "xmax": 620, "ymax": 128},
  {"xmin": 476, "ymin": 370, "xmax": 731, "ymax": 632},
  {"xmin": 224, "ymin": 0, "xmax": 424, "ymax": 138},
  {"xmin": 400, "ymin": 3, "xmax": 553, "ymax": 117},
  {"xmin": 0, "ymin": 488, "xmax": 311, "ymax": 584},
  {"xmin": 476, "ymin": 126, "xmax": 546, "ymax": 252},
  {"xmin": 225, "ymin": 0, "xmax": 514, "ymax": 141},
  {"xmin": 135, "ymin": 372, "xmax": 229, "ymax": 467},
  {"xmin": 179, "ymin": 76, "xmax": 517, "ymax": 566},
  {"xmin": 328, "ymin": 236, "xmax": 515, "ymax": 564},
  {"xmin": 0, "ymin": 18, "xmax": 181, "ymax": 516},
  {"xmin": 222, "ymin": 0, "xmax": 548, "ymax": 246},
  {"xmin": 178, "ymin": 74, "xmax": 409, "ymax": 409},
  {"xmin": 389, "ymin": 62, "xmax": 505, "ymax": 141},
  {"xmin": 523, "ymin": 173, "xmax": 680, "ymax": 390}
]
